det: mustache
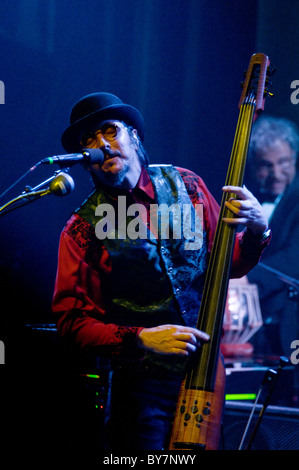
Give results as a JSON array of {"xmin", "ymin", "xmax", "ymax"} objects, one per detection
[{"xmin": 103, "ymin": 149, "xmax": 122, "ymax": 160}]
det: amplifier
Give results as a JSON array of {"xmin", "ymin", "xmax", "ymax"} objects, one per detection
[
  {"xmin": 225, "ymin": 364, "xmax": 298, "ymax": 408},
  {"xmin": 222, "ymin": 401, "xmax": 299, "ymax": 450}
]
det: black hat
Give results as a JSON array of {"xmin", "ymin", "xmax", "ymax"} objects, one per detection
[{"xmin": 61, "ymin": 92, "xmax": 145, "ymax": 152}]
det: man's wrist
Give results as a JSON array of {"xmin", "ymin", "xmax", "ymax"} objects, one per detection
[{"xmin": 245, "ymin": 227, "xmax": 272, "ymax": 243}]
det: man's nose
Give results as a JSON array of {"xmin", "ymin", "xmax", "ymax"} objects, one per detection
[
  {"xmin": 269, "ymin": 163, "xmax": 282, "ymax": 178},
  {"xmin": 95, "ymin": 133, "xmax": 111, "ymax": 149}
]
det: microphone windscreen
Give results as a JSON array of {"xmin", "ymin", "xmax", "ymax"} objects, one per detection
[
  {"xmin": 49, "ymin": 172, "xmax": 75, "ymax": 196},
  {"xmin": 83, "ymin": 148, "xmax": 104, "ymax": 165}
]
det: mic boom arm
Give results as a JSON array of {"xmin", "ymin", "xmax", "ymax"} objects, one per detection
[{"xmin": 0, "ymin": 171, "xmax": 75, "ymax": 217}]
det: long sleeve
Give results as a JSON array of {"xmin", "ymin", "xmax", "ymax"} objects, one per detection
[{"xmin": 52, "ymin": 215, "xmax": 143, "ymax": 352}]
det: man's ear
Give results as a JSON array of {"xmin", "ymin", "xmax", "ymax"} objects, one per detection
[{"xmin": 132, "ymin": 128, "xmax": 139, "ymax": 146}]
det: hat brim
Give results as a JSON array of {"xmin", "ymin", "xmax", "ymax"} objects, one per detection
[{"xmin": 61, "ymin": 103, "xmax": 145, "ymax": 153}]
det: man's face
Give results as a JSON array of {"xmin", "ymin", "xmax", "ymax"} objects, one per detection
[
  {"xmin": 253, "ymin": 139, "xmax": 296, "ymax": 196},
  {"xmin": 80, "ymin": 120, "xmax": 142, "ymax": 189}
]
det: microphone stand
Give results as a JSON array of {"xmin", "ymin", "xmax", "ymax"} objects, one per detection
[
  {"xmin": 0, "ymin": 170, "xmax": 70, "ymax": 217},
  {"xmin": 238, "ymin": 356, "xmax": 289, "ymax": 450},
  {"xmin": 257, "ymin": 262, "xmax": 299, "ymax": 410},
  {"xmin": 258, "ymin": 262, "xmax": 299, "ymax": 297}
]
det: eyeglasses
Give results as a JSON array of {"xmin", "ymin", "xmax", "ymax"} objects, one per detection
[
  {"xmin": 256, "ymin": 155, "xmax": 296, "ymax": 172},
  {"xmin": 80, "ymin": 122, "xmax": 124, "ymax": 148}
]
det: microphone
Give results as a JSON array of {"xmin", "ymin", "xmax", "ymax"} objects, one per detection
[
  {"xmin": 48, "ymin": 172, "xmax": 75, "ymax": 196},
  {"xmin": 40, "ymin": 148, "xmax": 104, "ymax": 167},
  {"xmin": 0, "ymin": 172, "xmax": 75, "ymax": 216}
]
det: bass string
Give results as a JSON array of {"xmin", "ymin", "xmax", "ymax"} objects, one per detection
[{"xmin": 190, "ymin": 99, "xmax": 256, "ymax": 392}]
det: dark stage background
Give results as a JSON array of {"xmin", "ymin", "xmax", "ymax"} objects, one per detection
[
  {"xmin": 1, "ymin": 0, "xmax": 299, "ymax": 459},
  {"xmin": 1, "ymin": 0, "xmax": 299, "ymax": 327}
]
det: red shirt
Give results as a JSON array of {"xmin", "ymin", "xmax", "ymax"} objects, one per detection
[{"xmin": 52, "ymin": 167, "xmax": 268, "ymax": 353}]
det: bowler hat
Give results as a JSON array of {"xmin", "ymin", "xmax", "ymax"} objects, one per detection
[{"xmin": 61, "ymin": 92, "xmax": 145, "ymax": 152}]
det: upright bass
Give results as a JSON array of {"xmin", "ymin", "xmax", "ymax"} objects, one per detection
[{"xmin": 168, "ymin": 53, "xmax": 273, "ymax": 450}]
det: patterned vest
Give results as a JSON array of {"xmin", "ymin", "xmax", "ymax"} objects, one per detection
[{"xmin": 76, "ymin": 165, "xmax": 209, "ymax": 371}]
